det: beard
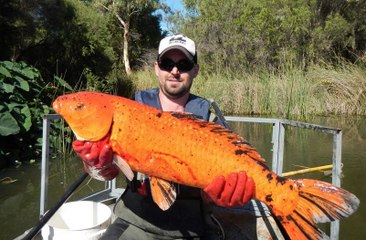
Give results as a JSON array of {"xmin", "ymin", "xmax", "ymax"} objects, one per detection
[{"xmin": 159, "ymin": 80, "xmax": 193, "ymax": 99}]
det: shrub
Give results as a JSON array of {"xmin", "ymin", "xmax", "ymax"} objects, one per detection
[{"xmin": 0, "ymin": 61, "xmax": 72, "ymax": 166}]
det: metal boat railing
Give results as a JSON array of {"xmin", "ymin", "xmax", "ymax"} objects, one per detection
[
  {"xmin": 40, "ymin": 113, "xmax": 342, "ymax": 239},
  {"xmin": 225, "ymin": 116, "xmax": 342, "ymax": 240}
]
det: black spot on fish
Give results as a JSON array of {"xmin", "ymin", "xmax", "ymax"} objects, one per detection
[
  {"xmin": 235, "ymin": 149, "xmax": 247, "ymax": 155},
  {"xmin": 210, "ymin": 127, "xmax": 231, "ymax": 134},
  {"xmin": 210, "ymin": 127, "xmax": 221, "ymax": 132},
  {"xmin": 232, "ymin": 140, "xmax": 250, "ymax": 146},
  {"xmin": 276, "ymin": 176, "xmax": 287, "ymax": 185},
  {"xmin": 235, "ymin": 149, "xmax": 245, "ymax": 155},
  {"xmin": 256, "ymin": 160, "xmax": 270, "ymax": 170},
  {"xmin": 156, "ymin": 112, "xmax": 162, "ymax": 118},
  {"xmin": 265, "ymin": 194, "xmax": 273, "ymax": 202},
  {"xmin": 239, "ymin": 140, "xmax": 252, "ymax": 146},
  {"xmin": 235, "ymin": 147, "xmax": 270, "ymax": 170},
  {"xmin": 289, "ymin": 185, "xmax": 294, "ymax": 190},
  {"xmin": 172, "ymin": 112, "xmax": 199, "ymax": 120},
  {"xmin": 250, "ymin": 156, "xmax": 269, "ymax": 165},
  {"xmin": 266, "ymin": 173, "xmax": 273, "ymax": 182}
]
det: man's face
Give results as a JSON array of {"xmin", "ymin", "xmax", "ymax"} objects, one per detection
[{"xmin": 155, "ymin": 49, "xmax": 199, "ymax": 99}]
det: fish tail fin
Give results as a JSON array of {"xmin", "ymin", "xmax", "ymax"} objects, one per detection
[{"xmin": 276, "ymin": 179, "xmax": 359, "ymax": 240}]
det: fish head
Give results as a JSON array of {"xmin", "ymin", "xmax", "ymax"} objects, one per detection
[{"xmin": 52, "ymin": 92, "xmax": 113, "ymax": 141}]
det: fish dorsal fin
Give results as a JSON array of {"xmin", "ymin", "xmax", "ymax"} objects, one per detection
[
  {"xmin": 149, "ymin": 177, "xmax": 177, "ymax": 211},
  {"xmin": 170, "ymin": 112, "xmax": 233, "ymax": 136},
  {"xmin": 170, "ymin": 111, "xmax": 203, "ymax": 119},
  {"xmin": 170, "ymin": 112, "xmax": 266, "ymax": 164},
  {"xmin": 113, "ymin": 155, "xmax": 134, "ymax": 181}
]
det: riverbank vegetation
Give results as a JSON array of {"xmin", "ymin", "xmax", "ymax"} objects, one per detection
[
  {"xmin": 1, "ymin": 0, "xmax": 366, "ymax": 165},
  {"xmin": 132, "ymin": 59, "xmax": 366, "ymax": 118}
]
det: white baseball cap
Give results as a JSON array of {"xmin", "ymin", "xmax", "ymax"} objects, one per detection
[{"xmin": 158, "ymin": 34, "xmax": 197, "ymax": 63}]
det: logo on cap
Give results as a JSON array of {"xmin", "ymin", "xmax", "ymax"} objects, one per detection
[{"xmin": 169, "ymin": 35, "xmax": 187, "ymax": 45}]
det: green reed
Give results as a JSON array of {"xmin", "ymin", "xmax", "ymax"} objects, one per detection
[{"xmin": 131, "ymin": 60, "xmax": 366, "ymax": 118}]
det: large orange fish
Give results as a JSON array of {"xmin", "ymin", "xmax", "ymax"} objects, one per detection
[{"xmin": 53, "ymin": 91, "xmax": 359, "ymax": 240}]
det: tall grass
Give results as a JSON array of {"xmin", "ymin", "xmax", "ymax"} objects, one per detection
[{"xmin": 131, "ymin": 61, "xmax": 366, "ymax": 119}]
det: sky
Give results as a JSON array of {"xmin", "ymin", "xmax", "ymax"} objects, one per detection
[
  {"xmin": 160, "ymin": 0, "xmax": 185, "ymax": 33},
  {"xmin": 163, "ymin": 0, "xmax": 184, "ymax": 12}
]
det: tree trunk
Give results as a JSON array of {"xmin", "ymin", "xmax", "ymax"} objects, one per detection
[{"xmin": 123, "ymin": 22, "xmax": 132, "ymax": 76}]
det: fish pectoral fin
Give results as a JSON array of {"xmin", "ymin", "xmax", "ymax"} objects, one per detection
[
  {"xmin": 113, "ymin": 155, "xmax": 134, "ymax": 181},
  {"xmin": 150, "ymin": 177, "xmax": 177, "ymax": 211}
]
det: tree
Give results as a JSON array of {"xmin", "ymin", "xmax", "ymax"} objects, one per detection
[
  {"xmin": 0, "ymin": 0, "xmax": 116, "ymax": 86},
  {"xmin": 0, "ymin": 0, "xmax": 166, "ymax": 88},
  {"xmin": 94, "ymin": 0, "xmax": 169, "ymax": 75},
  {"xmin": 175, "ymin": 0, "xmax": 366, "ymax": 71}
]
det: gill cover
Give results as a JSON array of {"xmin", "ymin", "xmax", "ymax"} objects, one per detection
[{"xmin": 52, "ymin": 92, "xmax": 113, "ymax": 141}]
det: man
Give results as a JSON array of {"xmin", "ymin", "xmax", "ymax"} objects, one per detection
[{"xmin": 73, "ymin": 34, "xmax": 255, "ymax": 239}]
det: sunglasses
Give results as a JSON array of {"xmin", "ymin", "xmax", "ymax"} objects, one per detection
[{"xmin": 158, "ymin": 58, "xmax": 195, "ymax": 72}]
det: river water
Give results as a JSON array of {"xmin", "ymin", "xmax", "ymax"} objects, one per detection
[{"xmin": 0, "ymin": 115, "xmax": 365, "ymax": 239}]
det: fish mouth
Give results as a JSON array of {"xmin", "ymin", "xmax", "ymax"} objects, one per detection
[
  {"xmin": 73, "ymin": 132, "xmax": 85, "ymax": 141},
  {"xmin": 52, "ymin": 92, "xmax": 114, "ymax": 142},
  {"xmin": 73, "ymin": 124, "xmax": 113, "ymax": 141}
]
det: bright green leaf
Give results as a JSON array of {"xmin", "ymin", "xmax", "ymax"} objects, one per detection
[
  {"xmin": 14, "ymin": 76, "xmax": 30, "ymax": 91},
  {"xmin": 7, "ymin": 103, "xmax": 23, "ymax": 112},
  {"xmin": 0, "ymin": 112, "xmax": 20, "ymax": 136},
  {"xmin": 22, "ymin": 68, "xmax": 35, "ymax": 79},
  {"xmin": 2, "ymin": 83, "xmax": 15, "ymax": 93},
  {"xmin": 2, "ymin": 61, "xmax": 14, "ymax": 70},
  {"xmin": 21, "ymin": 105, "xmax": 32, "ymax": 131},
  {"xmin": 0, "ymin": 66, "xmax": 12, "ymax": 78}
]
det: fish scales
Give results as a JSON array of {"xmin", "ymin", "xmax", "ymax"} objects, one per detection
[
  {"xmin": 53, "ymin": 92, "xmax": 359, "ymax": 240},
  {"xmin": 111, "ymin": 100, "xmax": 262, "ymax": 187}
]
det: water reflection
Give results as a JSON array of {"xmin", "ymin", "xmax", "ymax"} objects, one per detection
[
  {"xmin": 0, "ymin": 156, "xmax": 120, "ymax": 239},
  {"xmin": 0, "ymin": 115, "xmax": 365, "ymax": 239}
]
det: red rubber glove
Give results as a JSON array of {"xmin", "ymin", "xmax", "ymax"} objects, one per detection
[
  {"xmin": 203, "ymin": 172, "xmax": 255, "ymax": 208},
  {"xmin": 72, "ymin": 134, "xmax": 119, "ymax": 181},
  {"xmin": 137, "ymin": 180, "xmax": 148, "ymax": 196}
]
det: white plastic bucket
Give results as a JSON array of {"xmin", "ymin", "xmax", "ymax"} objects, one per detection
[{"xmin": 41, "ymin": 201, "xmax": 112, "ymax": 240}]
